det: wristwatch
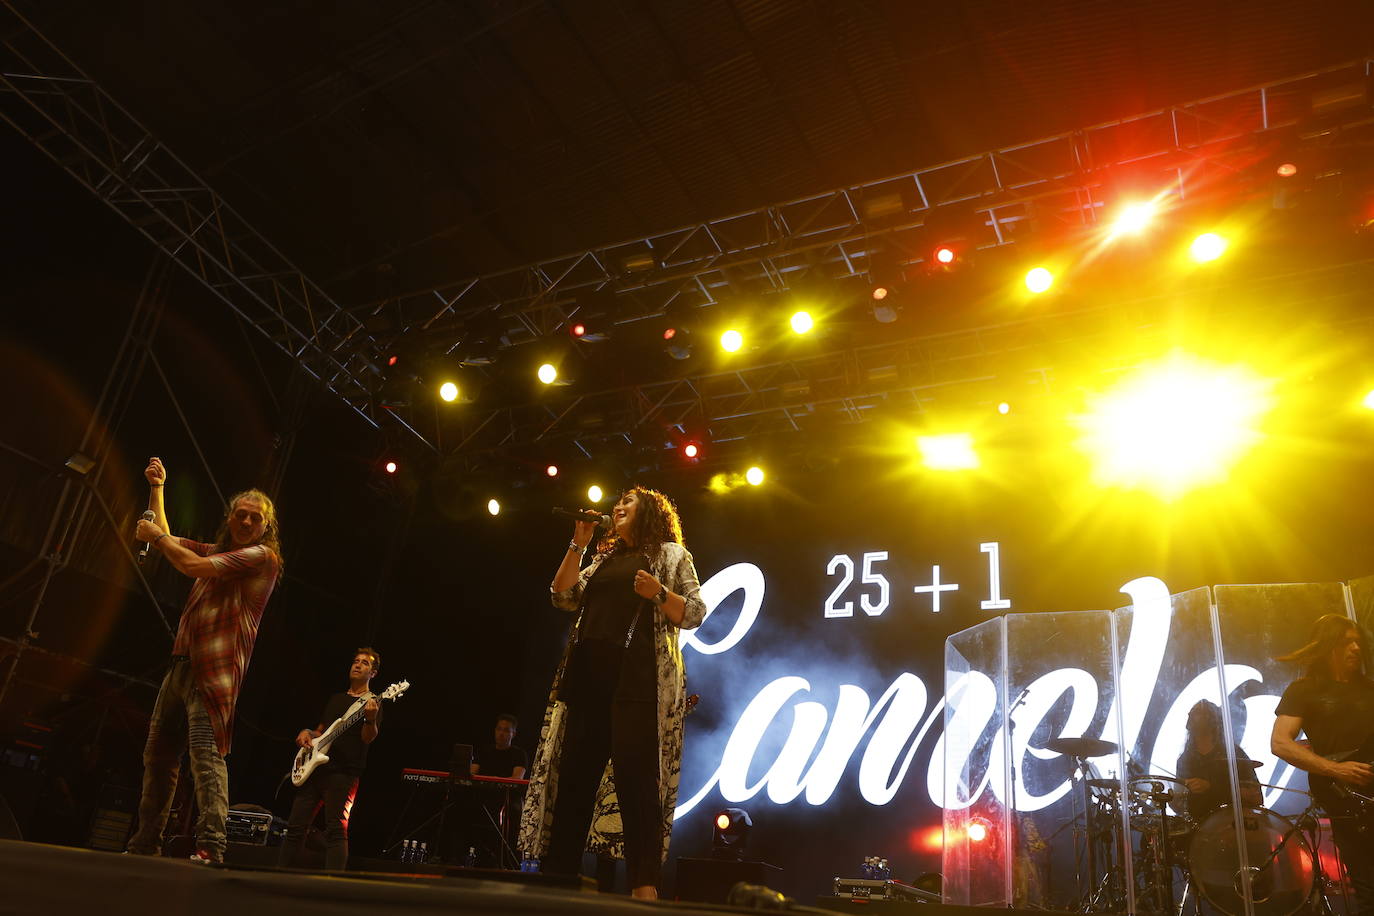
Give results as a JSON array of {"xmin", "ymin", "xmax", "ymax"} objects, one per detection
[{"xmin": 653, "ymin": 586, "xmax": 669, "ymax": 605}]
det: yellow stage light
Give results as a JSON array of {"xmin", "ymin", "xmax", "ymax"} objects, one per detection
[
  {"xmin": 439, "ymin": 381, "xmax": 459, "ymax": 402},
  {"xmin": 1363, "ymin": 389, "xmax": 1374, "ymax": 410},
  {"xmin": 745, "ymin": 466, "xmax": 765, "ymax": 486},
  {"xmin": 587, "ymin": 485, "xmax": 604, "ymax": 503},
  {"xmin": 790, "ymin": 311, "xmax": 814, "ymax": 334},
  {"xmin": 997, "ymin": 401, "xmax": 1011, "ymax": 415},
  {"xmin": 1189, "ymin": 232, "xmax": 1228, "ymax": 263},
  {"xmin": 1076, "ymin": 357, "xmax": 1272, "ymax": 496},
  {"xmin": 917, "ymin": 434, "xmax": 979, "ymax": 470},
  {"xmin": 1024, "ymin": 267, "xmax": 1054, "ymax": 294},
  {"xmin": 720, "ymin": 329, "xmax": 744, "ymax": 352},
  {"xmin": 486, "ymin": 498, "xmax": 501, "ymax": 516},
  {"xmin": 537, "ymin": 363, "xmax": 558, "ymax": 385}
]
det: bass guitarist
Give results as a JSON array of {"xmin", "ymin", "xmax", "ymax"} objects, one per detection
[
  {"xmin": 278, "ymin": 648, "xmax": 384, "ymax": 870},
  {"xmin": 1271, "ymin": 614, "xmax": 1374, "ymax": 915}
]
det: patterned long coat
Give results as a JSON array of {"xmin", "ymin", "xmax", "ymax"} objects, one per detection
[{"xmin": 518, "ymin": 541, "xmax": 706, "ymax": 862}]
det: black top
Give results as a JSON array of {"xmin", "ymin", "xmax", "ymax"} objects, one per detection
[
  {"xmin": 474, "ymin": 743, "xmax": 528, "ymax": 778},
  {"xmin": 1176, "ymin": 744, "xmax": 1259, "ymax": 820},
  {"xmin": 581, "ymin": 552, "xmax": 649, "ymax": 643},
  {"xmin": 566, "ymin": 551, "xmax": 657, "ymax": 702},
  {"xmin": 1275, "ymin": 675, "xmax": 1374, "ymax": 758},
  {"xmin": 317, "ymin": 691, "xmax": 383, "ymax": 776}
]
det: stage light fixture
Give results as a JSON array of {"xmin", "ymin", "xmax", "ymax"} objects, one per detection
[
  {"xmin": 487, "ymin": 498, "xmax": 501, "ymax": 516},
  {"xmin": 387, "ymin": 354, "xmax": 399, "ymax": 367},
  {"xmin": 967, "ymin": 817, "xmax": 992, "ymax": 843},
  {"xmin": 711, "ymin": 807, "xmax": 753, "ymax": 860},
  {"xmin": 546, "ymin": 464, "xmax": 560, "ymax": 477},
  {"xmin": 1109, "ymin": 200, "xmax": 1157, "ymax": 237},
  {"xmin": 1276, "ymin": 162, "xmax": 1298, "ymax": 178},
  {"xmin": 789, "ymin": 310, "xmax": 814, "ymax": 335},
  {"xmin": 587, "ymin": 485, "xmax": 604, "ymax": 503},
  {"xmin": 918, "ymin": 434, "xmax": 979, "ymax": 470},
  {"xmin": 1189, "ymin": 232, "xmax": 1228, "ymax": 263},
  {"xmin": 997, "ymin": 402, "xmax": 1011, "ymax": 415},
  {"xmin": 537, "ymin": 363, "xmax": 559, "ymax": 385},
  {"xmin": 683, "ymin": 442, "xmax": 701, "ymax": 460},
  {"xmin": 1076, "ymin": 356, "xmax": 1272, "ymax": 496},
  {"xmin": 1024, "ymin": 267, "xmax": 1054, "ymax": 294},
  {"xmin": 720, "ymin": 329, "xmax": 744, "ymax": 353},
  {"xmin": 934, "ymin": 245, "xmax": 957, "ymax": 265},
  {"xmin": 745, "ymin": 466, "xmax": 765, "ymax": 486},
  {"xmin": 1362, "ymin": 389, "xmax": 1374, "ymax": 410},
  {"xmin": 64, "ymin": 452, "xmax": 96, "ymax": 476},
  {"xmin": 439, "ymin": 381, "xmax": 459, "ymax": 402},
  {"xmin": 569, "ymin": 322, "xmax": 587, "ymax": 339},
  {"xmin": 663, "ymin": 326, "xmax": 694, "ymax": 360},
  {"xmin": 384, "ymin": 461, "xmax": 398, "ymax": 475}
]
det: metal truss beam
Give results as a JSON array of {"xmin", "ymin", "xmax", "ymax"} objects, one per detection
[
  {"xmin": 0, "ymin": 2, "xmax": 424, "ymax": 442},
  {"xmin": 365, "ymin": 56, "xmax": 1374, "ymax": 359}
]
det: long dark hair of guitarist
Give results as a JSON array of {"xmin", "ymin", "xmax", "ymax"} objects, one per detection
[{"xmin": 1271, "ymin": 614, "xmax": 1374, "ymax": 914}]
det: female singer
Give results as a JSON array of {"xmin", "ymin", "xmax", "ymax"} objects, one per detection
[{"xmin": 519, "ymin": 486, "xmax": 705, "ymax": 898}]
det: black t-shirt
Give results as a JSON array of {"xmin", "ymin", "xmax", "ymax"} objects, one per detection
[
  {"xmin": 316, "ymin": 691, "xmax": 383, "ymax": 776},
  {"xmin": 581, "ymin": 552, "xmax": 649, "ymax": 643},
  {"xmin": 474, "ymin": 743, "xmax": 528, "ymax": 778},
  {"xmin": 1176, "ymin": 744, "xmax": 1259, "ymax": 820},
  {"xmin": 1275, "ymin": 675, "xmax": 1374, "ymax": 758}
]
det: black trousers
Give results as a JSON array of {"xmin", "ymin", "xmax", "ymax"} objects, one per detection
[
  {"xmin": 1331, "ymin": 815, "xmax": 1374, "ymax": 916},
  {"xmin": 544, "ymin": 695, "xmax": 662, "ymax": 889},
  {"xmin": 278, "ymin": 768, "xmax": 359, "ymax": 871}
]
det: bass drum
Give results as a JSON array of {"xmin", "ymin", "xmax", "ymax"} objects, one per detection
[{"xmin": 1186, "ymin": 806, "xmax": 1315, "ymax": 916}]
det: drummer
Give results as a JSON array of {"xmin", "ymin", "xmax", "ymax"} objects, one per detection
[{"xmin": 1177, "ymin": 700, "xmax": 1261, "ymax": 821}]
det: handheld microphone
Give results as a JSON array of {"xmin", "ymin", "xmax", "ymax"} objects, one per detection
[
  {"xmin": 137, "ymin": 510, "xmax": 156, "ymax": 564},
  {"xmin": 552, "ymin": 507, "xmax": 611, "ymax": 527}
]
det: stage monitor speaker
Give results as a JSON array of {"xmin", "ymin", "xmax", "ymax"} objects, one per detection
[{"xmin": 675, "ymin": 857, "xmax": 782, "ymax": 904}]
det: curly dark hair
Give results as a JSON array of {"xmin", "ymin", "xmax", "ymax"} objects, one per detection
[
  {"xmin": 1276, "ymin": 613, "xmax": 1369, "ymax": 677},
  {"xmin": 596, "ymin": 486, "xmax": 685, "ymax": 558},
  {"xmin": 211, "ymin": 489, "xmax": 283, "ymax": 565}
]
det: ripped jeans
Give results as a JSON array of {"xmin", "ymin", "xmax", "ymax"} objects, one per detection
[{"xmin": 127, "ymin": 659, "xmax": 229, "ymax": 858}]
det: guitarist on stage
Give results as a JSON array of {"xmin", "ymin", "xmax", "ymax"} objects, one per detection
[
  {"xmin": 278, "ymin": 648, "xmax": 384, "ymax": 871},
  {"xmin": 1271, "ymin": 614, "xmax": 1374, "ymax": 915}
]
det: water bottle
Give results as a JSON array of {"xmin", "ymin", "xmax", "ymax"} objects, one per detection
[{"xmin": 418, "ymin": 841, "xmax": 428, "ymax": 864}]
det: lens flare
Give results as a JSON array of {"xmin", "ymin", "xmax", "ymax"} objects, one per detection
[
  {"xmin": 917, "ymin": 434, "xmax": 979, "ymax": 470},
  {"xmin": 1076, "ymin": 357, "xmax": 1272, "ymax": 497},
  {"xmin": 1111, "ymin": 200, "xmax": 1158, "ymax": 237}
]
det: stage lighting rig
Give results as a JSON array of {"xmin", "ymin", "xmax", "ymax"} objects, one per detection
[{"xmin": 711, "ymin": 807, "xmax": 752, "ymax": 860}]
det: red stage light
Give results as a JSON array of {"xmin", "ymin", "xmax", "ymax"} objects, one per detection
[
  {"xmin": 663, "ymin": 327, "xmax": 677, "ymax": 340},
  {"xmin": 871, "ymin": 285, "xmax": 890, "ymax": 301},
  {"xmin": 384, "ymin": 461, "xmax": 398, "ymax": 475},
  {"xmin": 1276, "ymin": 162, "xmax": 1298, "ymax": 178},
  {"xmin": 934, "ymin": 246, "xmax": 957, "ymax": 265},
  {"xmin": 545, "ymin": 464, "xmax": 559, "ymax": 478},
  {"xmin": 387, "ymin": 354, "xmax": 398, "ymax": 367},
  {"xmin": 570, "ymin": 322, "xmax": 587, "ymax": 339},
  {"xmin": 683, "ymin": 442, "xmax": 700, "ymax": 460}
]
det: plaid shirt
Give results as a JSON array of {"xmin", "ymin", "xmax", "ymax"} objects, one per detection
[{"xmin": 171, "ymin": 539, "xmax": 280, "ymax": 755}]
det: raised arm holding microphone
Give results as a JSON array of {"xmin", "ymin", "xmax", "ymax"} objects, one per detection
[
  {"xmin": 125, "ymin": 457, "xmax": 282, "ymax": 864},
  {"xmin": 520, "ymin": 487, "xmax": 705, "ymax": 900}
]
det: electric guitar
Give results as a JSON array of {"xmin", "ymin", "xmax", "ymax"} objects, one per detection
[
  {"xmin": 1307, "ymin": 736, "xmax": 1374, "ymax": 819},
  {"xmin": 290, "ymin": 680, "xmax": 410, "ymax": 787}
]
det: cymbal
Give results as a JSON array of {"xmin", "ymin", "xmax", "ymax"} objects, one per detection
[{"xmin": 1045, "ymin": 736, "xmax": 1118, "ymax": 758}]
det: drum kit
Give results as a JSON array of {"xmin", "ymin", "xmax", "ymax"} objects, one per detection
[{"xmin": 1046, "ymin": 736, "xmax": 1330, "ymax": 916}]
